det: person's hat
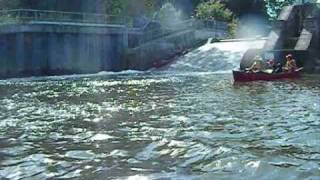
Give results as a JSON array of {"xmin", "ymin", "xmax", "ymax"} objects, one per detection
[
  {"xmin": 254, "ymin": 55, "xmax": 263, "ymax": 61},
  {"xmin": 267, "ymin": 59, "xmax": 274, "ymax": 65},
  {"xmin": 286, "ymin": 54, "xmax": 293, "ymax": 59}
]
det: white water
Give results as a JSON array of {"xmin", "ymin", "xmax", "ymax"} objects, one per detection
[{"xmin": 167, "ymin": 39, "xmax": 266, "ymax": 73}]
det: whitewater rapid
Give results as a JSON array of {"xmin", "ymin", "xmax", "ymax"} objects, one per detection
[{"xmin": 167, "ymin": 39, "xmax": 266, "ymax": 73}]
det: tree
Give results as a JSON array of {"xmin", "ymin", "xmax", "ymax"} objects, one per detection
[
  {"xmin": 265, "ymin": 0, "xmax": 319, "ymax": 20},
  {"xmin": 223, "ymin": 0, "xmax": 267, "ymax": 17},
  {"xmin": 0, "ymin": 0, "xmax": 20, "ymax": 10},
  {"xmin": 264, "ymin": 0, "xmax": 295, "ymax": 19},
  {"xmin": 156, "ymin": 2, "xmax": 184, "ymax": 27},
  {"xmin": 100, "ymin": 0, "xmax": 157, "ymax": 17},
  {"xmin": 195, "ymin": 1, "xmax": 233, "ymax": 21}
]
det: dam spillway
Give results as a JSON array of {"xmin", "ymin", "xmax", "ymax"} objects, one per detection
[{"xmin": 167, "ymin": 39, "xmax": 266, "ymax": 73}]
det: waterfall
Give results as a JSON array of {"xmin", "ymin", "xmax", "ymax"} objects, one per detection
[{"xmin": 167, "ymin": 39, "xmax": 266, "ymax": 73}]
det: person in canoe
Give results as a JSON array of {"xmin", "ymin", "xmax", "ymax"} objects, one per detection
[
  {"xmin": 273, "ymin": 62, "xmax": 283, "ymax": 73},
  {"xmin": 246, "ymin": 55, "xmax": 264, "ymax": 73},
  {"xmin": 266, "ymin": 59, "xmax": 284, "ymax": 74},
  {"xmin": 283, "ymin": 54, "xmax": 297, "ymax": 72},
  {"xmin": 266, "ymin": 59, "xmax": 274, "ymax": 68}
]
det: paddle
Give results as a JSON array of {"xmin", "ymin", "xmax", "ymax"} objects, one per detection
[
  {"xmin": 262, "ymin": 69, "xmax": 273, "ymax": 74},
  {"xmin": 295, "ymin": 67, "xmax": 304, "ymax": 72}
]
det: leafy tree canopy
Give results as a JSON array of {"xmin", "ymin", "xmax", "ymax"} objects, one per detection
[
  {"xmin": 195, "ymin": 1, "xmax": 233, "ymax": 21},
  {"xmin": 0, "ymin": 0, "xmax": 310, "ymax": 21},
  {"xmin": 264, "ymin": 0, "xmax": 296, "ymax": 19}
]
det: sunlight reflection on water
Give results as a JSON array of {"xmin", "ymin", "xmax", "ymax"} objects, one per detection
[
  {"xmin": 0, "ymin": 39, "xmax": 320, "ymax": 179},
  {"xmin": 0, "ymin": 72, "xmax": 319, "ymax": 179}
]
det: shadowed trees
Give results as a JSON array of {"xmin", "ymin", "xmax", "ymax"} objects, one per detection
[
  {"xmin": 265, "ymin": 0, "xmax": 296, "ymax": 19},
  {"xmin": 0, "ymin": 0, "xmax": 298, "ymax": 20}
]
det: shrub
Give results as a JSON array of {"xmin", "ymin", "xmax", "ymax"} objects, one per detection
[{"xmin": 195, "ymin": 1, "xmax": 233, "ymax": 22}]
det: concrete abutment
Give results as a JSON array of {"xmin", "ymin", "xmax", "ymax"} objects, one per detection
[{"xmin": 0, "ymin": 23, "xmax": 128, "ymax": 78}]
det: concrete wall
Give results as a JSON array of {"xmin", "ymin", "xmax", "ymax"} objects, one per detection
[
  {"xmin": 124, "ymin": 30, "xmax": 196, "ymax": 70},
  {"xmin": 0, "ymin": 23, "xmax": 128, "ymax": 78}
]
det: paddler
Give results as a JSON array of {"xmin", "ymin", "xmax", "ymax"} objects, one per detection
[
  {"xmin": 246, "ymin": 55, "xmax": 263, "ymax": 73},
  {"xmin": 283, "ymin": 54, "xmax": 297, "ymax": 72}
]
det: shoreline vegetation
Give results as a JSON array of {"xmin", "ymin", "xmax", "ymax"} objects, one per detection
[{"xmin": 0, "ymin": 0, "xmax": 301, "ymax": 38}]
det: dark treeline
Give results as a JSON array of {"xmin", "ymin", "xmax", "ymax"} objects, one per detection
[
  {"xmin": 0, "ymin": 0, "xmax": 298, "ymax": 20},
  {"xmin": 0, "ymin": 0, "xmax": 104, "ymax": 13}
]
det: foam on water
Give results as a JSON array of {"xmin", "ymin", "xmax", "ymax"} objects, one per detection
[
  {"xmin": 0, "ymin": 70, "xmax": 146, "ymax": 83},
  {"xmin": 167, "ymin": 39, "xmax": 266, "ymax": 73}
]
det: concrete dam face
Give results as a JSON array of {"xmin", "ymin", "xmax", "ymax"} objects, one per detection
[{"xmin": 0, "ymin": 23, "xmax": 128, "ymax": 78}]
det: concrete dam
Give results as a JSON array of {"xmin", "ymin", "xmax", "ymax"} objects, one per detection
[
  {"xmin": 0, "ymin": 10, "xmax": 130, "ymax": 78},
  {"xmin": 0, "ymin": 9, "xmax": 228, "ymax": 79},
  {"xmin": 0, "ymin": 23, "xmax": 128, "ymax": 77}
]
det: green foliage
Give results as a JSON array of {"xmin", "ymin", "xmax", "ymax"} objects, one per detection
[
  {"xmin": 223, "ymin": 0, "xmax": 267, "ymax": 17},
  {"xmin": 264, "ymin": 0, "xmax": 295, "ymax": 19},
  {"xmin": 228, "ymin": 18, "xmax": 238, "ymax": 38},
  {"xmin": 195, "ymin": 1, "xmax": 233, "ymax": 22},
  {"xmin": 1, "ymin": 0, "xmax": 295, "ymax": 22},
  {"xmin": 102, "ymin": 0, "xmax": 156, "ymax": 17},
  {"xmin": 103, "ymin": 0, "xmax": 127, "ymax": 15},
  {"xmin": 0, "ymin": 0, "xmax": 20, "ymax": 10},
  {"xmin": 157, "ymin": 2, "xmax": 184, "ymax": 27}
]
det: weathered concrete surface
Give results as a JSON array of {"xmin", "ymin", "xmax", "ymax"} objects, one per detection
[
  {"xmin": 0, "ymin": 22, "xmax": 127, "ymax": 34},
  {"xmin": 295, "ymin": 29, "xmax": 313, "ymax": 50},
  {"xmin": 263, "ymin": 27, "xmax": 283, "ymax": 51},
  {"xmin": 194, "ymin": 29, "xmax": 228, "ymax": 42},
  {"xmin": 0, "ymin": 23, "xmax": 128, "ymax": 78},
  {"xmin": 124, "ymin": 30, "xmax": 196, "ymax": 70}
]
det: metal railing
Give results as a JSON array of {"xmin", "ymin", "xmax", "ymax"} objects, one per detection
[
  {"xmin": 0, "ymin": 9, "xmax": 229, "ymax": 30},
  {"xmin": 129, "ymin": 18, "xmax": 229, "ymax": 47},
  {"xmin": 0, "ymin": 9, "xmax": 229, "ymax": 47},
  {"xmin": 194, "ymin": 20, "xmax": 229, "ymax": 31},
  {"xmin": 0, "ymin": 9, "xmax": 129, "ymax": 25}
]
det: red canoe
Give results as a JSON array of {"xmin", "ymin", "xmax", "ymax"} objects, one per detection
[{"xmin": 233, "ymin": 69, "xmax": 301, "ymax": 82}]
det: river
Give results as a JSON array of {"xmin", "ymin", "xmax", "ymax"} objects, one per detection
[{"xmin": 0, "ymin": 40, "xmax": 320, "ymax": 180}]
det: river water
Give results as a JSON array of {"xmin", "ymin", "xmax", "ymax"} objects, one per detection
[{"xmin": 0, "ymin": 40, "xmax": 320, "ymax": 180}]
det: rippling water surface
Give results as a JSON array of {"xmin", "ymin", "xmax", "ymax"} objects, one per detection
[{"xmin": 1, "ymin": 41, "xmax": 320, "ymax": 180}]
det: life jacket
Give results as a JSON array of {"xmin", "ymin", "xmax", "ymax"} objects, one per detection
[
  {"xmin": 250, "ymin": 61, "xmax": 262, "ymax": 72},
  {"xmin": 285, "ymin": 59, "xmax": 297, "ymax": 71}
]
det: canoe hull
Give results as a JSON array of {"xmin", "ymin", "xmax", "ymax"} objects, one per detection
[{"xmin": 233, "ymin": 70, "xmax": 300, "ymax": 82}]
